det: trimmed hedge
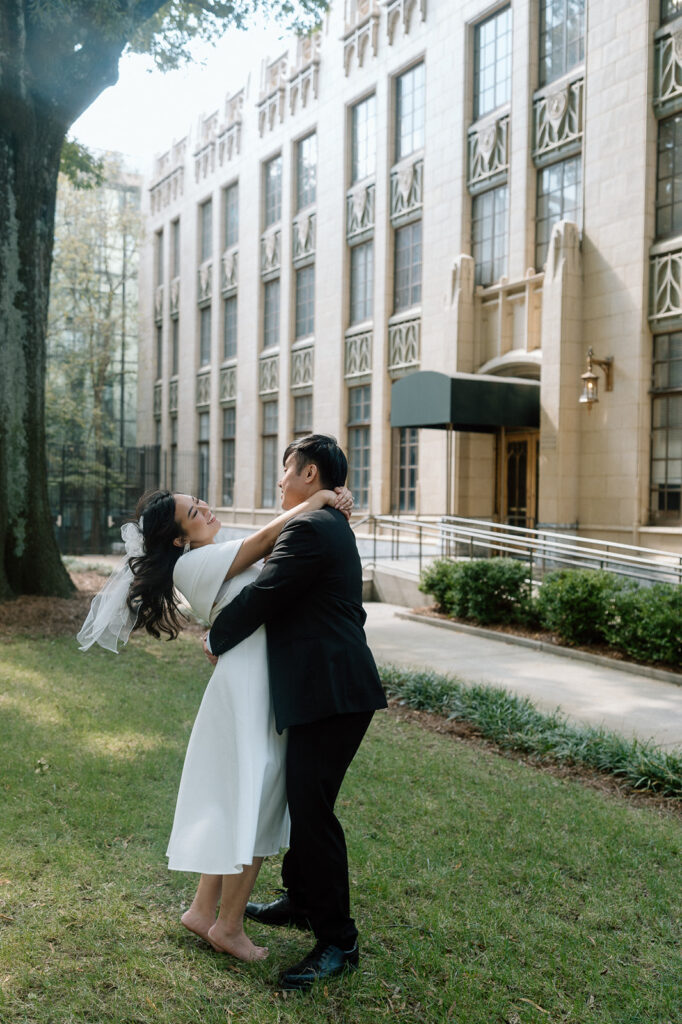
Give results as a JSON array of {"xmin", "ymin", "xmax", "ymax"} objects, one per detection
[
  {"xmin": 603, "ymin": 582, "xmax": 682, "ymax": 666},
  {"xmin": 534, "ymin": 569, "xmax": 623, "ymax": 646},
  {"xmin": 419, "ymin": 559, "xmax": 682, "ymax": 669},
  {"xmin": 419, "ymin": 557, "xmax": 533, "ymax": 625}
]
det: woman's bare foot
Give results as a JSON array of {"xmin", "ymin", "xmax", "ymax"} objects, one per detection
[
  {"xmin": 207, "ymin": 920, "xmax": 269, "ymax": 962},
  {"xmin": 181, "ymin": 907, "xmax": 217, "ymax": 946}
]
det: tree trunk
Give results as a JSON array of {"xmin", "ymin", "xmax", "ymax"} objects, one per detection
[{"xmin": 0, "ymin": 100, "xmax": 74, "ymax": 598}]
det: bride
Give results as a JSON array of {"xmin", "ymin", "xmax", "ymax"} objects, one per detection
[{"xmin": 78, "ymin": 485, "xmax": 352, "ymax": 961}]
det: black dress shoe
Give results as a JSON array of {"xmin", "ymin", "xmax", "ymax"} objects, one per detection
[
  {"xmin": 244, "ymin": 893, "xmax": 311, "ymax": 930},
  {"xmin": 278, "ymin": 941, "xmax": 359, "ymax": 992}
]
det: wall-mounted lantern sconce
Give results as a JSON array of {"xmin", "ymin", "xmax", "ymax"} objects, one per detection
[{"xmin": 579, "ymin": 347, "xmax": 613, "ymax": 410}]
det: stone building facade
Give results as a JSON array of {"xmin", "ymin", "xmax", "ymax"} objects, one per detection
[{"xmin": 138, "ymin": 0, "xmax": 682, "ymax": 553}]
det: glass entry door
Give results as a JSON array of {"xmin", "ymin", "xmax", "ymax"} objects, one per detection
[{"xmin": 503, "ymin": 432, "xmax": 539, "ymax": 528}]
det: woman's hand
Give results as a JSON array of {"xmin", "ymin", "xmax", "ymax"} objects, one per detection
[
  {"xmin": 310, "ymin": 487, "xmax": 355, "ymax": 520},
  {"xmin": 321, "ymin": 486, "xmax": 354, "ymax": 520},
  {"xmin": 333, "ymin": 486, "xmax": 354, "ymax": 518}
]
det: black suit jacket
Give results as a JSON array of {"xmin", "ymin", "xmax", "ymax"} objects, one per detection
[{"xmin": 208, "ymin": 507, "xmax": 386, "ymax": 732}]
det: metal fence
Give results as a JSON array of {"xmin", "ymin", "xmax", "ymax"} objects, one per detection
[
  {"xmin": 48, "ymin": 443, "xmax": 161, "ymax": 554},
  {"xmin": 355, "ymin": 515, "xmax": 682, "ymax": 587}
]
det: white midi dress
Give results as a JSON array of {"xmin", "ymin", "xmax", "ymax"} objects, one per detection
[{"xmin": 165, "ymin": 537, "xmax": 289, "ymax": 874}]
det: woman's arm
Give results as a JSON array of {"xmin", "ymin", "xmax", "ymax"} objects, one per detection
[{"xmin": 224, "ymin": 488, "xmax": 352, "ymax": 580}]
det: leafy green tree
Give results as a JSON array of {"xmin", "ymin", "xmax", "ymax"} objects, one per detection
[
  {"xmin": 47, "ymin": 154, "xmax": 141, "ymax": 452},
  {"xmin": 46, "ymin": 155, "xmax": 142, "ymax": 551},
  {"xmin": 0, "ymin": 0, "xmax": 328, "ymax": 599}
]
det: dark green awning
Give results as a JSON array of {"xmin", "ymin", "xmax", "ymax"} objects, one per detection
[{"xmin": 390, "ymin": 370, "xmax": 540, "ymax": 432}]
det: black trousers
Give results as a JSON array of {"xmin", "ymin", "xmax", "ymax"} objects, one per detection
[{"xmin": 281, "ymin": 710, "xmax": 374, "ymax": 949}]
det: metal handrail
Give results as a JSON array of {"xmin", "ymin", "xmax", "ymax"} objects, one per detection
[
  {"xmin": 352, "ymin": 514, "xmax": 682, "ymax": 586},
  {"xmin": 441, "ymin": 515, "xmax": 681, "ymax": 562}
]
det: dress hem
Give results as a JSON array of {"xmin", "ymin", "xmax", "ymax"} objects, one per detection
[{"xmin": 166, "ymin": 843, "xmax": 289, "ymax": 875}]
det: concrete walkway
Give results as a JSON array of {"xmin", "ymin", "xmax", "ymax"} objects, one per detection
[{"xmin": 364, "ymin": 602, "xmax": 682, "ymax": 751}]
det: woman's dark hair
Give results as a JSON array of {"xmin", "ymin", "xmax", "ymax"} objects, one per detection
[
  {"xmin": 126, "ymin": 490, "xmax": 186, "ymax": 640},
  {"xmin": 282, "ymin": 434, "xmax": 347, "ymax": 489}
]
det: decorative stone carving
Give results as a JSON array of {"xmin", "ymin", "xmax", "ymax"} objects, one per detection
[
  {"xmin": 261, "ymin": 229, "xmax": 281, "ymax": 276},
  {"xmin": 650, "ymin": 244, "xmax": 682, "ymax": 324},
  {"xmin": 468, "ymin": 113, "xmax": 509, "ymax": 191},
  {"xmin": 154, "ymin": 284, "xmax": 164, "ymax": 323},
  {"xmin": 385, "ymin": 0, "xmax": 427, "ymax": 44},
  {"xmin": 217, "ymin": 90, "xmax": 244, "ymax": 164},
  {"xmin": 264, "ymin": 52, "xmax": 288, "ymax": 93},
  {"xmin": 388, "ymin": 314, "xmax": 421, "ymax": 376},
  {"xmin": 154, "ymin": 151, "xmax": 170, "ymax": 180},
  {"xmin": 259, "ymin": 353, "xmax": 279, "ymax": 395},
  {"xmin": 169, "ymin": 276, "xmax": 180, "ymax": 317},
  {"xmin": 220, "ymin": 364, "xmax": 237, "ymax": 403},
  {"xmin": 343, "ymin": 2, "xmax": 380, "ymax": 77},
  {"xmin": 298, "ymin": 29, "xmax": 321, "ymax": 65},
  {"xmin": 149, "ymin": 139, "xmax": 186, "ymax": 213},
  {"xmin": 217, "ymin": 124, "xmax": 241, "ymax": 164},
  {"xmin": 390, "ymin": 156, "xmax": 423, "ymax": 223},
  {"xmin": 292, "ymin": 212, "xmax": 316, "ymax": 264},
  {"xmin": 169, "ymin": 378, "xmax": 178, "ymax": 414},
  {"xmin": 344, "ymin": 329, "xmax": 373, "ymax": 378},
  {"xmin": 197, "ymin": 260, "xmax": 212, "ymax": 304},
  {"xmin": 655, "ymin": 31, "xmax": 682, "ymax": 111},
  {"xmin": 225, "ymin": 89, "xmax": 244, "ymax": 126},
  {"xmin": 196, "ymin": 370, "xmax": 211, "ymax": 407},
  {"xmin": 348, "ymin": 0, "xmax": 373, "ymax": 19},
  {"xmin": 346, "ymin": 182, "xmax": 375, "ymax": 240},
  {"xmin": 257, "ymin": 54, "xmax": 288, "ymax": 136},
  {"xmin": 289, "ymin": 32, "xmax": 321, "ymax": 115},
  {"xmin": 193, "ymin": 114, "xmax": 218, "ymax": 181},
  {"xmin": 194, "ymin": 143, "xmax": 215, "ymax": 182},
  {"xmin": 291, "ymin": 344, "xmax": 314, "ymax": 388},
  {"xmin": 221, "ymin": 248, "xmax": 238, "ymax": 293},
  {"xmin": 153, "ymin": 382, "xmax": 162, "ymax": 417},
  {"xmin": 150, "ymin": 166, "xmax": 185, "ymax": 214},
  {"xmin": 289, "ymin": 64, "xmax": 320, "ymax": 116},
  {"xmin": 533, "ymin": 76, "xmax": 584, "ymax": 163}
]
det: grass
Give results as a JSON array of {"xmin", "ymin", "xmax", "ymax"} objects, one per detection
[
  {"xmin": 380, "ymin": 665, "xmax": 682, "ymax": 798},
  {"xmin": 0, "ymin": 633, "xmax": 680, "ymax": 1023}
]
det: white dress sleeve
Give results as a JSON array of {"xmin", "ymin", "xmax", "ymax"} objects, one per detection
[{"xmin": 173, "ymin": 539, "xmax": 243, "ymax": 622}]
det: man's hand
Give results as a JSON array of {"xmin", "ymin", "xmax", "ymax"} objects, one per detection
[{"xmin": 202, "ymin": 633, "xmax": 218, "ymax": 667}]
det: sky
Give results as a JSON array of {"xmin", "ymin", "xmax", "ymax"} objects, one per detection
[{"xmin": 71, "ymin": 16, "xmax": 290, "ymax": 175}]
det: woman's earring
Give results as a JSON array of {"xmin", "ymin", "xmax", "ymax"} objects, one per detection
[{"xmin": 183, "ymin": 541, "xmax": 190, "ymax": 554}]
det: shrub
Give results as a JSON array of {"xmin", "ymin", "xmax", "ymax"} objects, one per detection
[
  {"xmin": 535, "ymin": 569, "xmax": 623, "ymax": 645},
  {"xmin": 420, "ymin": 557, "xmax": 532, "ymax": 625},
  {"xmin": 421, "ymin": 560, "xmax": 682, "ymax": 669},
  {"xmin": 419, "ymin": 558, "xmax": 464, "ymax": 613},
  {"xmin": 457, "ymin": 558, "xmax": 533, "ymax": 625},
  {"xmin": 605, "ymin": 582, "xmax": 682, "ymax": 668}
]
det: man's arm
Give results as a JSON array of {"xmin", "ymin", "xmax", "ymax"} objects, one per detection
[{"xmin": 208, "ymin": 517, "xmax": 324, "ymax": 657}]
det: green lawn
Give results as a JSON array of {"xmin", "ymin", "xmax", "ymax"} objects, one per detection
[{"xmin": 0, "ymin": 634, "xmax": 680, "ymax": 1023}]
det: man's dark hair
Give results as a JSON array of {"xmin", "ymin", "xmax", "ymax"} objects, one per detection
[{"xmin": 283, "ymin": 434, "xmax": 348, "ymax": 489}]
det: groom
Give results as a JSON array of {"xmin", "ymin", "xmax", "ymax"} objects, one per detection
[{"xmin": 205, "ymin": 434, "xmax": 386, "ymax": 991}]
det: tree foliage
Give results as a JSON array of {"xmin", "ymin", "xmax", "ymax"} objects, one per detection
[
  {"xmin": 59, "ymin": 138, "xmax": 105, "ymax": 189},
  {"xmin": 46, "ymin": 155, "xmax": 142, "ymax": 451},
  {"xmin": 0, "ymin": 0, "xmax": 328, "ymax": 599},
  {"xmin": 129, "ymin": 1, "xmax": 329, "ymax": 70}
]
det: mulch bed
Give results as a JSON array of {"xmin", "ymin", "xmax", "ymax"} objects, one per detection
[
  {"xmin": 0, "ymin": 572, "xmax": 99, "ymax": 640},
  {"xmin": 0, "ymin": 572, "xmax": 203, "ymax": 640},
  {"xmin": 413, "ymin": 606, "xmax": 681, "ymax": 674}
]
